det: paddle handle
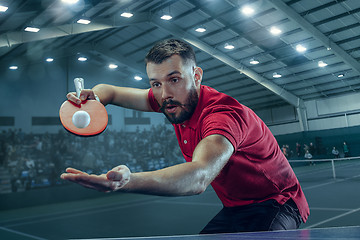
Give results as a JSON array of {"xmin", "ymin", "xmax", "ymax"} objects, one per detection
[{"xmin": 74, "ymin": 78, "xmax": 84, "ymax": 98}]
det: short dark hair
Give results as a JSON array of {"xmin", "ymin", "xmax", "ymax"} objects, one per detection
[{"xmin": 145, "ymin": 39, "xmax": 196, "ymax": 65}]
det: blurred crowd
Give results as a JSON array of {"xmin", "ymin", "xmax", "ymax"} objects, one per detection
[
  {"xmin": 1, "ymin": 127, "xmax": 355, "ymax": 194},
  {"xmin": 0, "ymin": 127, "xmax": 184, "ymax": 194},
  {"xmin": 280, "ymin": 141, "xmax": 351, "ymax": 160}
]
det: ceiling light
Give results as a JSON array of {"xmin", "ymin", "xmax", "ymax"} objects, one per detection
[
  {"xmin": 134, "ymin": 75, "xmax": 142, "ymax": 81},
  {"xmin": 270, "ymin": 26, "xmax": 282, "ymax": 35},
  {"xmin": 241, "ymin": 6, "xmax": 254, "ymax": 15},
  {"xmin": 0, "ymin": 5, "xmax": 8, "ymax": 12},
  {"xmin": 161, "ymin": 15, "xmax": 172, "ymax": 20},
  {"xmin": 78, "ymin": 57, "xmax": 87, "ymax": 62},
  {"xmin": 195, "ymin": 27, "xmax": 206, "ymax": 33},
  {"xmin": 318, "ymin": 61, "xmax": 328, "ymax": 67},
  {"xmin": 249, "ymin": 58, "xmax": 259, "ymax": 65},
  {"xmin": 337, "ymin": 73, "xmax": 345, "ymax": 78},
  {"xmin": 61, "ymin": 0, "xmax": 79, "ymax": 4},
  {"xmin": 77, "ymin": 18, "xmax": 91, "ymax": 24},
  {"xmin": 296, "ymin": 44, "xmax": 307, "ymax": 52},
  {"xmin": 108, "ymin": 64, "xmax": 118, "ymax": 69},
  {"xmin": 9, "ymin": 66, "xmax": 18, "ymax": 70},
  {"xmin": 121, "ymin": 12, "xmax": 133, "ymax": 18},
  {"xmin": 224, "ymin": 43, "xmax": 235, "ymax": 50},
  {"xmin": 24, "ymin": 26, "xmax": 40, "ymax": 32},
  {"xmin": 273, "ymin": 72, "xmax": 282, "ymax": 78},
  {"xmin": 46, "ymin": 58, "xmax": 54, "ymax": 62}
]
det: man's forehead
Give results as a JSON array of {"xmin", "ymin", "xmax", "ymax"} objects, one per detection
[
  {"xmin": 147, "ymin": 55, "xmax": 182, "ymax": 68},
  {"xmin": 147, "ymin": 55, "xmax": 193, "ymax": 79}
]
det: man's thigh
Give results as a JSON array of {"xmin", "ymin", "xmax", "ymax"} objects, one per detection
[{"xmin": 200, "ymin": 199, "xmax": 301, "ymax": 234}]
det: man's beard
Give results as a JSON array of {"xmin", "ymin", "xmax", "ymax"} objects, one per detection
[{"xmin": 159, "ymin": 87, "xmax": 199, "ymax": 124}]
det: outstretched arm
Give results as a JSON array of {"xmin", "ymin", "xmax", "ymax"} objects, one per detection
[
  {"xmin": 60, "ymin": 134, "xmax": 234, "ymax": 196},
  {"xmin": 67, "ymin": 84, "xmax": 153, "ymax": 112}
]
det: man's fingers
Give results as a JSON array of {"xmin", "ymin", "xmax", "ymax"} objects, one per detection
[
  {"xmin": 66, "ymin": 92, "xmax": 81, "ymax": 105},
  {"xmin": 62, "ymin": 173, "xmax": 112, "ymax": 192},
  {"xmin": 61, "ymin": 172, "xmax": 102, "ymax": 184},
  {"xmin": 66, "ymin": 89, "xmax": 96, "ymax": 105},
  {"xmin": 65, "ymin": 167, "xmax": 87, "ymax": 174},
  {"xmin": 84, "ymin": 91, "xmax": 97, "ymax": 101},
  {"xmin": 60, "ymin": 168, "xmax": 87, "ymax": 180},
  {"xmin": 79, "ymin": 89, "xmax": 97, "ymax": 101}
]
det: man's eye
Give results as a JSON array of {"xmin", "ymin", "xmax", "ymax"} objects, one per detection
[
  {"xmin": 152, "ymin": 82, "xmax": 160, "ymax": 87},
  {"xmin": 171, "ymin": 78, "xmax": 179, "ymax": 83}
]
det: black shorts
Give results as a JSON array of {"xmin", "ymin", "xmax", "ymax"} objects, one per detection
[{"xmin": 200, "ymin": 199, "xmax": 302, "ymax": 234}]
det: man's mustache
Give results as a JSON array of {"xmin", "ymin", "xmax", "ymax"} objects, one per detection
[{"xmin": 159, "ymin": 100, "xmax": 184, "ymax": 112}]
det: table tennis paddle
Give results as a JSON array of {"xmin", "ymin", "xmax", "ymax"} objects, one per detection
[{"xmin": 59, "ymin": 78, "xmax": 108, "ymax": 137}]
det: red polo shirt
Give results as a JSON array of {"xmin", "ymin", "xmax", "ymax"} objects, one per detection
[{"xmin": 148, "ymin": 85, "xmax": 309, "ymax": 223}]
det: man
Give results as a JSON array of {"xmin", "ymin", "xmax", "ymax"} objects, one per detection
[
  {"xmin": 332, "ymin": 146, "xmax": 339, "ymax": 158},
  {"xmin": 61, "ymin": 39, "xmax": 309, "ymax": 233}
]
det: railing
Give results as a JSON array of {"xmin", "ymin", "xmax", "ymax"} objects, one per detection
[{"xmin": 289, "ymin": 156, "xmax": 360, "ymax": 179}]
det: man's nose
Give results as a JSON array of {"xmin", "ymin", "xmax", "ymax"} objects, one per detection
[{"xmin": 161, "ymin": 84, "xmax": 173, "ymax": 101}]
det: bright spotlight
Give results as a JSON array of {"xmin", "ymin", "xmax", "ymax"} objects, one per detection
[
  {"xmin": 77, "ymin": 18, "xmax": 91, "ymax": 24},
  {"xmin": 0, "ymin": 5, "xmax": 8, "ymax": 12},
  {"xmin": 78, "ymin": 57, "xmax": 87, "ymax": 62},
  {"xmin": 318, "ymin": 61, "xmax": 328, "ymax": 67},
  {"xmin": 270, "ymin": 26, "xmax": 282, "ymax": 35},
  {"xmin": 250, "ymin": 58, "xmax": 259, "ymax": 65},
  {"xmin": 121, "ymin": 12, "xmax": 133, "ymax": 18},
  {"xmin": 134, "ymin": 76, "xmax": 142, "ymax": 81},
  {"xmin": 161, "ymin": 15, "xmax": 172, "ymax": 20},
  {"xmin": 62, "ymin": 0, "xmax": 79, "ymax": 4},
  {"xmin": 296, "ymin": 44, "xmax": 307, "ymax": 53},
  {"xmin": 109, "ymin": 64, "xmax": 118, "ymax": 69},
  {"xmin": 242, "ymin": 6, "xmax": 254, "ymax": 15},
  {"xmin": 24, "ymin": 26, "xmax": 40, "ymax": 32},
  {"xmin": 224, "ymin": 43, "xmax": 235, "ymax": 50},
  {"xmin": 195, "ymin": 27, "xmax": 206, "ymax": 33},
  {"xmin": 273, "ymin": 72, "xmax": 282, "ymax": 78}
]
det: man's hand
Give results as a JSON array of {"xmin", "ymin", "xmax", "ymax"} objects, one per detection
[
  {"xmin": 60, "ymin": 165, "xmax": 131, "ymax": 192},
  {"xmin": 66, "ymin": 89, "xmax": 99, "ymax": 105}
]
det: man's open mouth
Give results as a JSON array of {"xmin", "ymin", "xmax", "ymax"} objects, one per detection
[{"xmin": 166, "ymin": 105, "xmax": 178, "ymax": 113}]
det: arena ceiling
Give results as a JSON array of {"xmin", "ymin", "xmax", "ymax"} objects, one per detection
[{"xmin": 1, "ymin": 0, "xmax": 360, "ymax": 112}]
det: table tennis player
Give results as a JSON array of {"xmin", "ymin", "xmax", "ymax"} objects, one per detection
[{"xmin": 61, "ymin": 39, "xmax": 310, "ymax": 233}]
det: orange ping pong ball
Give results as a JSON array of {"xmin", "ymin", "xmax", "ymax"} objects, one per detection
[{"xmin": 72, "ymin": 110, "xmax": 91, "ymax": 128}]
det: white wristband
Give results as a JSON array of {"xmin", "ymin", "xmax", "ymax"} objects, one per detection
[{"xmin": 94, "ymin": 94, "xmax": 100, "ymax": 102}]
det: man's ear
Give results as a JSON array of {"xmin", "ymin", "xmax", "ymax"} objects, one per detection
[{"xmin": 194, "ymin": 66, "xmax": 203, "ymax": 86}]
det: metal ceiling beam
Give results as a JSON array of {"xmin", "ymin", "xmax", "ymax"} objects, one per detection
[
  {"xmin": 92, "ymin": 43, "xmax": 149, "ymax": 89},
  {"xmin": 0, "ymin": 43, "xmax": 95, "ymax": 68},
  {"xmin": 94, "ymin": 44, "xmax": 145, "ymax": 74},
  {"xmin": 150, "ymin": 16, "xmax": 309, "ymax": 131},
  {"xmin": 268, "ymin": 0, "xmax": 360, "ymax": 76},
  {"xmin": 0, "ymin": 12, "xmax": 150, "ymax": 49}
]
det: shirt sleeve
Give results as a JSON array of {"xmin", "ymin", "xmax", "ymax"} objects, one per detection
[
  {"xmin": 200, "ymin": 109, "xmax": 245, "ymax": 150},
  {"xmin": 148, "ymin": 88, "xmax": 161, "ymax": 112}
]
